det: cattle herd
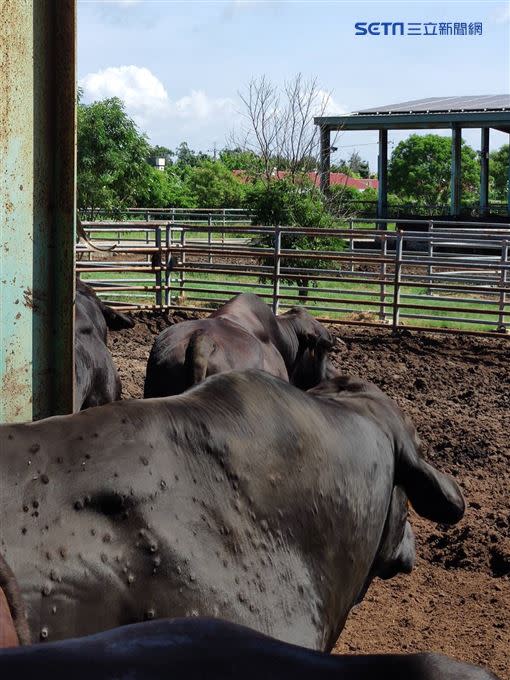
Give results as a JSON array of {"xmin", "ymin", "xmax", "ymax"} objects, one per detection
[{"xmin": 0, "ymin": 281, "xmax": 500, "ymax": 679}]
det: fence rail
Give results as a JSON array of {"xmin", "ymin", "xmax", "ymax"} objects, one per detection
[{"xmin": 77, "ymin": 218, "xmax": 510, "ymax": 336}]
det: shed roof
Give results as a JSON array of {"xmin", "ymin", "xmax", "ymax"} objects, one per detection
[
  {"xmin": 315, "ymin": 95, "xmax": 510, "ymax": 133},
  {"xmin": 358, "ymin": 95, "xmax": 510, "ymax": 115}
]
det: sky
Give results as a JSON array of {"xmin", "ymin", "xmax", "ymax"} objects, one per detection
[{"xmin": 78, "ymin": 0, "xmax": 510, "ymax": 171}]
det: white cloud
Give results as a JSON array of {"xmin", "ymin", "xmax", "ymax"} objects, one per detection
[
  {"xmin": 79, "ymin": 65, "xmax": 237, "ymax": 146},
  {"xmin": 81, "ymin": 66, "xmax": 168, "ymax": 113},
  {"xmin": 79, "ymin": 65, "xmax": 347, "ymax": 150},
  {"xmin": 316, "ymin": 90, "xmax": 348, "ymax": 116}
]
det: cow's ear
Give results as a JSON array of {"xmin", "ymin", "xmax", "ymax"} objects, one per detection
[{"xmin": 397, "ymin": 443, "xmax": 465, "ymax": 525}]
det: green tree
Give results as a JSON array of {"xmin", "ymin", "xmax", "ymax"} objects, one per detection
[
  {"xmin": 245, "ymin": 179, "xmax": 345, "ymax": 298},
  {"xmin": 173, "ymin": 142, "xmax": 208, "ymax": 168},
  {"xmin": 132, "ymin": 166, "xmax": 196, "ymax": 208},
  {"xmin": 77, "ymin": 97, "xmax": 152, "ymax": 214},
  {"xmin": 184, "ymin": 160, "xmax": 246, "ymax": 208},
  {"xmin": 149, "ymin": 145, "xmax": 174, "ymax": 164},
  {"xmin": 388, "ymin": 134, "xmax": 479, "ymax": 206},
  {"xmin": 219, "ymin": 148, "xmax": 266, "ymax": 177},
  {"xmin": 489, "ymin": 144, "xmax": 509, "ymax": 200},
  {"xmin": 330, "ymin": 152, "xmax": 370, "ymax": 178}
]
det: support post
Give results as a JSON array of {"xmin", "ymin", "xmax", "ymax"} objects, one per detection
[
  {"xmin": 507, "ymin": 133, "xmax": 510, "ymax": 215},
  {"xmin": 427, "ymin": 220, "xmax": 434, "ymax": 296},
  {"xmin": 392, "ymin": 231, "xmax": 403, "ymax": 333},
  {"xmin": 378, "ymin": 234, "xmax": 387, "ymax": 322},
  {"xmin": 179, "ymin": 229, "xmax": 186, "ymax": 299},
  {"xmin": 319, "ymin": 126, "xmax": 331, "ymax": 193},
  {"xmin": 0, "ymin": 0, "xmax": 76, "ymax": 422},
  {"xmin": 208, "ymin": 214, "xmax": 213, "ymax": 264},
  {"xmin": 164, "ymin": 223, "xmax": 172, "ymax": 307},
  {"xmin": 497, "ymin": 240, "xmax": 508, "ymax": 333},
  {"xmin": 480, "ymin": 128, "xmax": 490, "ymax": 217},
  {"xmin": 272, "ymin": 227, "xmax": 282, "ymax": 314},
  {"xmin": 450, "ymin": 124, "xmax": 462, "ymax": 216},
  {"xmin": 155, "ymin": 225, "xmax": 162, "ymax": 307},
  {"xmin": 377, "ymin": 129, "xmax": 388, "ymax": 227}
]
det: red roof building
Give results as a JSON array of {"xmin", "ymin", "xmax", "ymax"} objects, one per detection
[{"xmin": 232, "ymin": 169, "xmax": 378, "ymax": 191}]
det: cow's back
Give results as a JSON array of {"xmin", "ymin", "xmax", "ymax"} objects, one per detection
[{"xmin": 0, "ymin": 371, "xmax": 394, "ymax": 648}]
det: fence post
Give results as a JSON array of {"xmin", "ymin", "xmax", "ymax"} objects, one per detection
[
  {"xmin": 208, "ymin": 214, "xmax": 213, "ymax": 264},
  {"xmin": 392, "ymin": 231, "xmax": 403, "ymax": 333},
  {"xmin": 497, "ymin": 240, "xmax": 509, "ymax": 332},
  {"xmin": 164, "ymin": 222, "xmax": 171, "ymax": 307},
  {"xmin": 349, "ymin": 218, "xmax": 354, "ymax": 273},
  {"xmin": 179, "ymin": 228, "xmax": 186, "ymax": 300},
  {"xmin": 379, "ymin": 233, "xmax": 387, "ymax": 321},
  {"xmin": 272, "ymin": 226, "xmax": 282, "ymax": 315},
  {"xmin": 155, "ymin": 224, "xmax": 162, "ymax": 307},
  {"xmin": 144, "ymin": 211, "xmax": 150, "ymax": 262},
  {"xmin": 222, "ymin": 208, "xmax": 226, "ymax": 245},
  {"xmin": 427, "ymin": 220, "xmax": 434, "ymax": 295}
]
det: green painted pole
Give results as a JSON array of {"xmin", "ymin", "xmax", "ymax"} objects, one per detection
[
  {"xmin": 507, "ymin": 134, "xmax": 510, "ymax": 216},
  {"xmin": 0, "ymin": 0, "xmax": 76, "ymax": 423},
  {"xmin": 450, "ymin": 124, "xmax": 462, "ymax": 217},
  {"xmin": 377, "ymin": 129, "xmax": 388, "ymax": 227},
  {"xmin": 319, "ymin": 126, "xmax": 331, "ymax": 193},
  {"xmin": 479, "ymin": 128, "xmax": 489, "ymax": 217}
]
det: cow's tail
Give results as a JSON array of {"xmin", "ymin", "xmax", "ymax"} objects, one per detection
[{"xmin": 185, "ymin": 330, "xmax": 215, "ymax": 386}]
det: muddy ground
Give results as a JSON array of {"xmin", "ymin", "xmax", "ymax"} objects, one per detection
[{"xmin": 109, "ymin": 314, "xmax": 509, "ymax": 678}]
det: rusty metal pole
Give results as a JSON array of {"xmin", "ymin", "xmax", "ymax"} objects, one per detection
[{"xmin": 0, "ymin": 0, "xmax": 76, "ymax": 422}]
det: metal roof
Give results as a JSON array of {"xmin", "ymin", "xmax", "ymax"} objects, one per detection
[
  {"xmin": 315, "ymin": 95, "xmax": 510, "ymax": 133},
  {"xmin": 357, "ymin": 95, "xmax": 510, "ymax": 115}
]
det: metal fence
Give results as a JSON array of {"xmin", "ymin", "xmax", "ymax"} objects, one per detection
[
  {"xmin": 76, "ymin": 218, "xmax": 510, "ymax": 336},
  {"xmin": 79, "ymin": 207, "xmax": 251, "ymax": 226}
]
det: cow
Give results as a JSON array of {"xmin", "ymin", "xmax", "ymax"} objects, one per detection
[
  {"xmin": 0, "ymin": 618, "xmax": 499, "ymax": 680},
  {"xmin": 0, "ymin": 554, "xmax": 30, "ymax": 648},
  {"xmin": 144, "ymin": 292, "xmax": 333, "ymax": 397},
  {"xmin": 0, "ymin": 370, "xmax": 464, "ymax": 649},
  {"xmin": 75, "ymin": 279, "xmax": 134, "ymax": 411}
]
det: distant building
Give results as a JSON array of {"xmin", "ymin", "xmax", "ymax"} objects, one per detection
[
  {"xmin": 148, "ymin": 156, "xmax": 167, "ymax": 171},
  {"xmin": 232, "ymin": 169, "xmax": 378, "ymax": 191}
]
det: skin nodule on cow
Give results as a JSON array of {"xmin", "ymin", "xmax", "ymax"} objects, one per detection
[
  {"xmin": 0, "ymin": 370, "xmax": 464, "ymax": 650},
  {"xmin": 144, "ymin": 292, "xmax": 333, "ymax": 397},
  {"xmin": 0, "ymin": 618, "xmax": 500, "ymax": 680},
  {"xmin": 75, "ymin": 279, "xmax": 134, "ymax": 411}
]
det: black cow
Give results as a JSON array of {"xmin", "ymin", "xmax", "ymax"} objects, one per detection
[
  {"xmin": 0, "ymin": 618, "xmax": 499, "ymax": 680},
  {"xmin": 0, "ymin": 371, "xmax": 464, "ymax": 648},
  {"xmin": 75, "ymin": 279, "xmax": 134, "ymax": 410},
  {"xmin": 144, "ymin": 293, "xmax": 333, "ymax": 397}
]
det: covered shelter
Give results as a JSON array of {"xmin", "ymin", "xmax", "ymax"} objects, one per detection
[{"xmin": 315, "ymin": 95, "xmax": 510, "ymax": 220}]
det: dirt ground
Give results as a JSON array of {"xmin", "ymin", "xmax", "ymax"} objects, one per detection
[{"xmin": 108, "ymin": 315, "xmax": 509, "ymax": 678}]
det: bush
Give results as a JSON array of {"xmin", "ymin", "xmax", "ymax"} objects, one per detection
[
  {"xmin": 245, "ymin": 179, "xmax": 346, "ymax": 298},
  {"xmin": 184, "ymin": 160, "xmax": 246, "ymax": 208}
]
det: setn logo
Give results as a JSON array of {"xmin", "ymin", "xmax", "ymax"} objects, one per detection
[{"xmin": 355, "ymin": 22, "xmax": 405, "ymax": 35}]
